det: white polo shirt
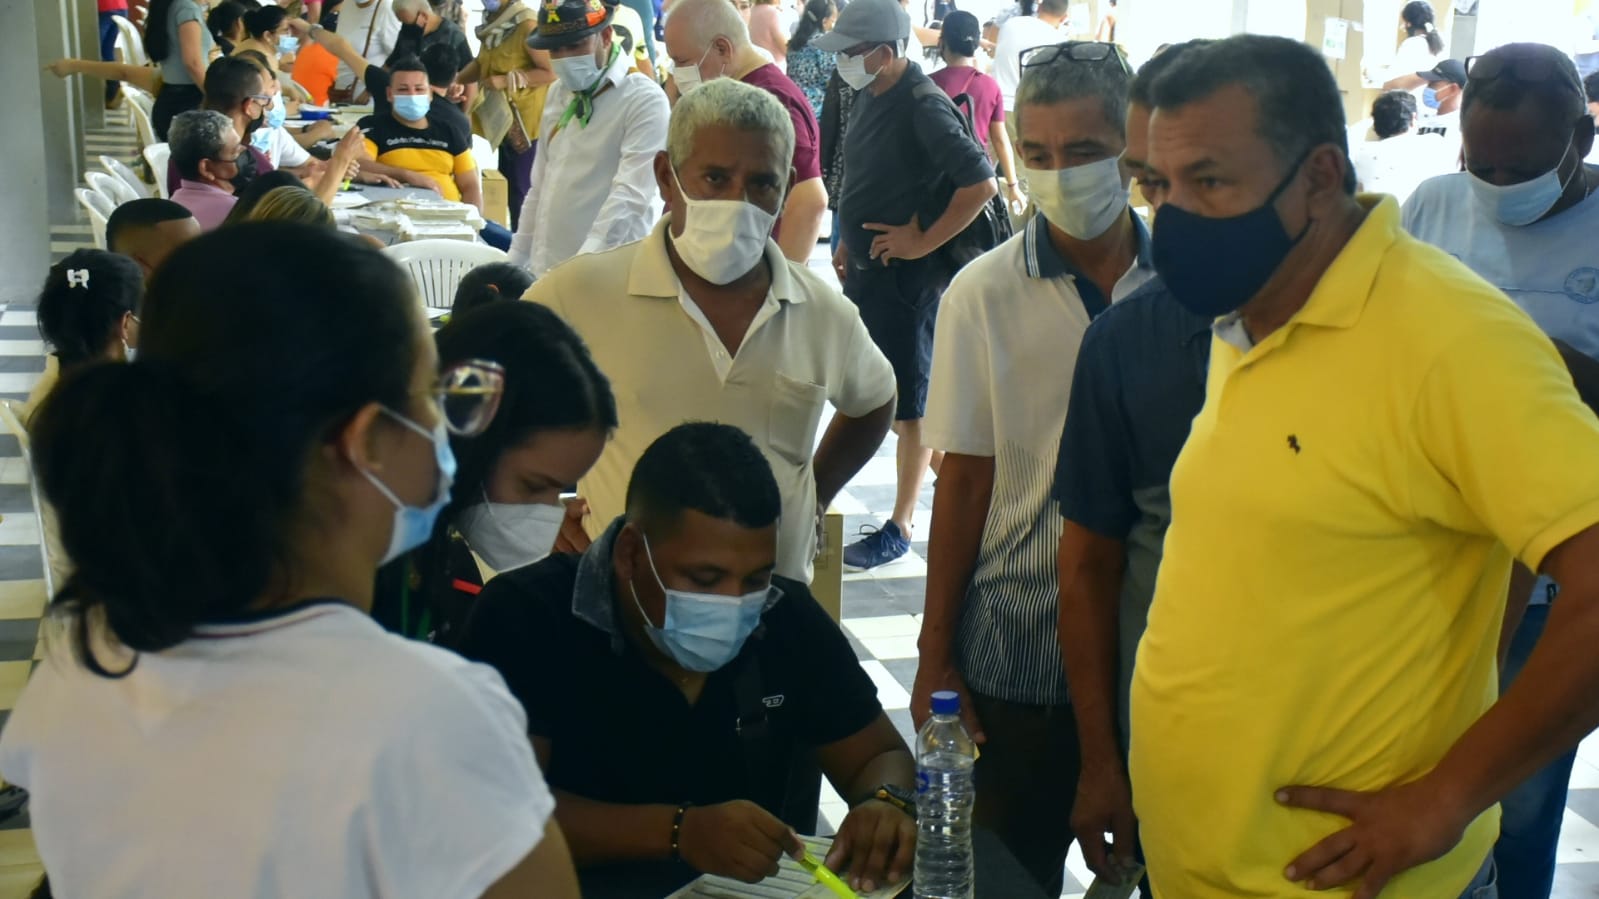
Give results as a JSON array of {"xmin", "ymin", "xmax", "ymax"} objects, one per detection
[
  {"xmin": 526, "ymin": 216, "xmax": 896, "ymax": 581},
  {"xmin": 923, "ymin": 212, "xmax": 1154, "ymax": 705},
  {"xmin": 0, "ymin": 601, "xmax": 552, "ymax": 898}
]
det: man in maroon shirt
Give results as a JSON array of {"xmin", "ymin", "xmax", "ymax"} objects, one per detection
[{"xmin": 664, "ymin": 0, "xmax": 829, "ymax": 262}]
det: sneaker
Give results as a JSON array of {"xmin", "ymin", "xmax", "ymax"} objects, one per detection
[{"xmin": 842, "ymin": 521, "xmax": 910, "ymax": 571}]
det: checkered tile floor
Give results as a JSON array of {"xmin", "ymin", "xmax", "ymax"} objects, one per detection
[{"xmin": 2, "ymin": 114, "xmax": 1598, "ymax": 898}]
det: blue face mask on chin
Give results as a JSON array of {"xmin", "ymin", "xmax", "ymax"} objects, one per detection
[
  {"xmin": 629, "ymin": 533, "xmax": 776, "ymax": 673},
  {"xmin": 1151, "ymin": 154, "xmax": 1311, "ymax": 319},
  {"xmin": 1468, "ymin": 143, "xmax": 1578, "ymax": 227},
  {"xmin": 357, "ymin": 407, "xmax": 456, "ymax": 565},
  {"xmin": 266, "ymin": 97, "xmax": 287, "ymax": 130},
  {"xmin": 393, "ymin": 93, "xmax": 432, "ymax": 122}
]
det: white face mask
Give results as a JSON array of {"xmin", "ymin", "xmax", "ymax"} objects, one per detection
[
  {"xmin": 1024, "ymin": 154, "xmax": 1129, "ymax": 240},
  {"xmin": 455, "ymin": 498, "xmax": 565, "ymax": 573},
  {"xmin": 674, "ymin": 41, "xmax": 724, "ymax": 95},
  {"xmin": 669, "ymin": 167, "xmax": 777, "ymax": 285},
  {"xmin": 836, "ymin": 45, "xmax": 884, "ymax": 90},
  {"xmin": 551, "ymin": 50, "xmax": 604, "ymax": 93}
]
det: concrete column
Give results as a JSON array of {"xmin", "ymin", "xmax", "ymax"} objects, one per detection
[
  {"xmin": 36, "ymin": 0, "xmax": 86, "ymax": 221},
  {"xmin": 1, "ymin": 0, "xmax": 55, "ymax": 304}
]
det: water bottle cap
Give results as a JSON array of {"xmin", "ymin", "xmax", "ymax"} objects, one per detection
[{"xmin": 930, "ymin": 690, "xmax": 960, "ymax": 716}]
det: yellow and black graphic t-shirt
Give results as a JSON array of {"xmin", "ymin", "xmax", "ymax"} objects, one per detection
[{"xmin": 359, "ymin": 112, "xmax": 476, "ymax": 202}]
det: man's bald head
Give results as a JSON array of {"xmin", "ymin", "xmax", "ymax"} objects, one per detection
[{"xmin": 106, "ymin": 199, "xmax": 201, "ymax": 279}]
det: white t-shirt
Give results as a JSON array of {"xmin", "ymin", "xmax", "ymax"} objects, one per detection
[
  {"xmin": 267, "ymin": 125, "xmax": 312, "ymax": 169},
  {"xmin": 336, "ymin": 0, "xmax": 401, "ymax": 88},
  {"xmin": 993, "ymin": 15, "xmax": 1064, "ymax": 109},
  {"xmin": 1351, "ymin": 132, "xmax": 1454, "ymax": 205},
  {"xmin": 0, "ymin": 602, "xmax": 553, "ymax": 899},
  {"xmin": 1382, "ymin": 34, "xmax": 1443, "ymax": 99}
]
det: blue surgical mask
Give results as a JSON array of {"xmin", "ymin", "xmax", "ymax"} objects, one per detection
[
  {"xmin": 250, "ymin": 127, "xmax": 273, "ymax": 153},
  {"xmin": 483, "ymin": 0, "xmax": 501, "ymax": 11},
  {"xmin": 1151, "ymin": 156, "xmax": 1309, "ymax": 319},
  {"xmin": 393, "ymin": 93, "xmax": 431, "ymax": 122},
  {"xmin": 358, "ymin": 407, "xmax": 456, "ymax": 565},
  {"xmin": 1422, "ymin": 86, "xmax": 1440, "ymax": 110},
  {"xmin": 1468, "ymin": 143, "xmax": 1577, "ymax": 227},
  {"xmin": 266, "ymin": 96, "xmax": 287, "ymax": 130},
  {"xmin": 629, "ymin": 534, "xmax": 776, "ymax": 672},
  {"xmin": 278, "ymin": 35, "xmax": 300, "ymax": 56}
]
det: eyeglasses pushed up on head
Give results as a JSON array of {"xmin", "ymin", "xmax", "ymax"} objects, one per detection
[
  {"xmin": 428, "ymin": 359, "xmax": 506, "ymax": 437},
  {"xmin": 1019, "ymin": 41, "xmax": 1132, "ymax": 75}
]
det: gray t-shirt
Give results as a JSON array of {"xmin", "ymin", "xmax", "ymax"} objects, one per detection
[
  {"xmin": 159, "ymin": 0, "xmax": 215, "ymax": 86},
  {"xmin": 838, "ymin": 62, "xmax": 994, "ymax": 262}
]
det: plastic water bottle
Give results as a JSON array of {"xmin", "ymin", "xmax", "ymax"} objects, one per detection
[{"xmin": 914, "ymin": 690, "xmax": 977, "ymax": 899}]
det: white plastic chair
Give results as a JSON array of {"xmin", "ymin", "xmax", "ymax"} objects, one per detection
[
  {"xmin": 0, "ymin": 400, "xmax": 61, "ymax": 603},
  {"xmin": 384, "ymin": 240, "xmax": 508, "ymax": 310},
  {"xmin": 126, "ymin": 90, "xmax": 156, "ymax": 149},
  {"xmin": 75, "ymin": 188, "xmax": 115, "ymax": 249},
  {"xmin": 142, "ymin": 143, "xmax": 171, "ymax": 198},
  {"xmin": 86, "ymin": 171, "xmax": 138, "ymax": 208},
  {"xmin": 100, "ymin": 155, "xmax": 152, "ymax": 200},
  {"xmin": 112, "ymin": 15, "xmax": 147, "ymax": 67}
]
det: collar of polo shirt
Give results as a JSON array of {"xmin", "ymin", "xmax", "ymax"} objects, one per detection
[{"xmin": 626, "ymin": 215, "xmax": 810, "ymax": 304}]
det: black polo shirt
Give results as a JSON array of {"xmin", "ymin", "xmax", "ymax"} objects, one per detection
[{"xmin": 456, "ymin": 521, "xmax": 882, "ymax": 818}]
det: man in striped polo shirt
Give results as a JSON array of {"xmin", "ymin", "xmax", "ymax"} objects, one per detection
[{"xmin": 912, "ymin": 40, "xmax": 1152, "ymax": 898}]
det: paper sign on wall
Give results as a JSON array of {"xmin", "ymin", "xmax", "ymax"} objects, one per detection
[{"xmin": 1322, "ymin": 17, "xmax": 1350, "ymax": 59}]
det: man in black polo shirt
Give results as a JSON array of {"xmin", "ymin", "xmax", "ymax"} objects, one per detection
[
  {"xmin": 813, "ymin": 0, "xmax": 997, "ymax": 571},
  {"xmin": 458, "ymin": 423, "xmax": 917, "ymax": 895}
]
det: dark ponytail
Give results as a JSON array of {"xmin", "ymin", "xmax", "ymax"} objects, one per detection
[
  {"xmin": 242, "ymin": 4, "xmax": 288, "ymax": 41},
  {"xmin": 31, "ymin": 224, "xmax": 420, "ymax": 676},
  {"xmin": 789, "ymin": 0, "xmax": 837, "ymax": 53},
  {"xmin": 36, "ymin": 250, "xmax": 143, "ymax": 371},
  {"xmin": 1402, "ymin": 1, "xmax": 1444, "ymax": 55}
]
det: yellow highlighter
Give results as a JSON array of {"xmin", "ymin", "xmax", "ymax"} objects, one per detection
[{"xmin": 798, "ymin": 850, "xmax": 860, "ymax": 899}]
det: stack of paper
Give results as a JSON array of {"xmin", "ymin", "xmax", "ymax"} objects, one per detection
[{"xmin": 666, "ymin": 837, "xmax": 909, "ymax": 899}]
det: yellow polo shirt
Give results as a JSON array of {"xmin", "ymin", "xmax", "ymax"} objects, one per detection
[{"xmin": 1130, "ymin": 196, "xmax": 1599, "ymax": 898}]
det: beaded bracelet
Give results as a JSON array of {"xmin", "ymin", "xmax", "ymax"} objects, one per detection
[{"xmin": 669, "ymin": 804, "xmax": 690, "ymax": 861}]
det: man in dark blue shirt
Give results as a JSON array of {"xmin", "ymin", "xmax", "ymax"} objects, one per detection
[{"xmin": 1051, "ymin": 39, "xmax": 1211, "ymax": 887}]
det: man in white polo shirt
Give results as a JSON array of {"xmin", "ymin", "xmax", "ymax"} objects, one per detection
[
  {"xmin": 526, "ymin": 77, "xmax": 896, "ymax": 582},
  {"xmin": 912, "ymin": 40, "xmax": 1151, "ymax": 899}
]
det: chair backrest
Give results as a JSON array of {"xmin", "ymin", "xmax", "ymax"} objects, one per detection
[
  {"xmin": 126, "ymin": 91, "xmax": 156, "ymax": 150},
  {"xmin": 471, "ymin": 134, "xmax": 496, "ymax": 174},
  {"xmin": 0, "ymin": 400, "xmax": 58, "ymax": 602},
  {"xmin": 142, "ymin": 143, "xmax": 171, "ymax": 198},
  {"xmin": 112, "ymin": 14, "xmax": 147, "ymax": 67},
  {"xmin": 100, "ymin": 155, "xmax": 152, "ymax": 200},
  {"xmin": 383, "ymin": 240, "xmax": 509, "ymax": 310},
  {"xmin": 75, "ymin": 189, "xmax": 113, "ymax": 249},
  {"xmin": 86, "ymin": 171, "xmax": 138, "ymax": 207}
]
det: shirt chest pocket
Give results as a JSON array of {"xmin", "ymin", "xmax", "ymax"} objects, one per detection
[{"xmin": 768, "ymin": 374, "xmax": 827, "ymax": 467}]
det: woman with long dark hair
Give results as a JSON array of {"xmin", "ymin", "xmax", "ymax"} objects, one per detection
[
  {"xmin": 375, "ymin": 300, "xmax": 617, "ymax": 645},
  {"xmin": 1379, "ymin": 0, "xmax": 1446, "ymax": 94},
  {"xmin": 0, "ymin": 224, "xmax": 581, "ymax": 897},
  {"xmin": 787, "ymin": 0, "xmax": 838, "ymax": 116},
  {"xmin": 145, "ymin": 0, "xmax": 216, "ymax": 139}
]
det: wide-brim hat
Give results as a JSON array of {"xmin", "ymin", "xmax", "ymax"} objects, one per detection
[{"xmin": 526, "ymin": 0, "xmax": 615, "ymax": 49}]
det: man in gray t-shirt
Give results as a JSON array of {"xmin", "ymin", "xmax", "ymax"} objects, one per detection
[{"xmin": 814, "ymin": 0, "xmax": 995, "ymax": 572}]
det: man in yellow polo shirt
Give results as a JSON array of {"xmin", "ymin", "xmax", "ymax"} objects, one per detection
[{"xmin": 1133, "ymin": 35, "xmax": 1599, "ymax": 898}]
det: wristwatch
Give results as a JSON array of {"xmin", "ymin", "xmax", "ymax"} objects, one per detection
[{"xmin": 872, "ymin": 784, "xmax": 917, "ymax": 820}]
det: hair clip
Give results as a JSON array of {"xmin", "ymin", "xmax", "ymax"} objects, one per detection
[{"xmin": 66, "ymin": 269, "xmax": 91, "ymax": 289}]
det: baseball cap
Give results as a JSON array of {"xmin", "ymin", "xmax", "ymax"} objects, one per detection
[
  {"xmin": 1417, "ymin": 58, "xmax": 1467, "ymax": 87},
  {"xmin": 812, "ymin": 0, "xmax": 909, "ymax": 53},
  {"xmin": 526, "ymin": 0, "xmax": 615, "ymax": 50}
]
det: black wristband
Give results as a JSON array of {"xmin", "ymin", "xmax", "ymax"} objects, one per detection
[{"xmin": 669, "ymin": 804, "xmax": 690, "ymax": 861}]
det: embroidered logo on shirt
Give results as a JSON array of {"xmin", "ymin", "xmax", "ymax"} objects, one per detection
[
  {"xmin": 1287, "ymin": 435, "xmax": 1301, "ymax": 454},
  {"xmin": 1565, "ymin": 267, "xmax": 1599, "ymax": 305},
  {"xmin": 761, "ymin": 695, "xmax": 785, "ymax": 709}
]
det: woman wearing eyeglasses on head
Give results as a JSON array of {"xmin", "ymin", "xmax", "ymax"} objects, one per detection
[
  {"xmin": 374, "ymin": 300, "xmax": 618, "ymax": 646},
  {"xmin": 0, "ymin": 224, "xmax": 580, "ymax": 899}
]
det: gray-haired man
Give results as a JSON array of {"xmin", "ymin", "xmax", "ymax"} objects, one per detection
[
  {"xmin": 912, "ymin": 39, "xmax": 1152, "ymax": 898},
  {"xmin": 525, "ymin": 76, "xmax": 895, "ymax": 586},
  {"xmin": 168, "ymin": 109, "xmax": 243, "ymax": 231}
]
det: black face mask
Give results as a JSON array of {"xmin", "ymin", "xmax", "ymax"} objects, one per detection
[{"xmin": 228, "ymin": 148, "xmax": 259, "ymax": 192}]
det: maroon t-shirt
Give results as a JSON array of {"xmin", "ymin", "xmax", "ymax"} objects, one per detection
[
  {"xmin": 929, "ymin": 66, "xmax": 1005, "ymax": 150},
  {"xmin": 741, "ymin": 63, "xmax": 823, "ymax": 183}
]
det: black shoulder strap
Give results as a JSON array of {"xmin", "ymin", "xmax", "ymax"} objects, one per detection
[{"xmin": 911, "ymin": 79, "xmax": 979, "ymax": 142}]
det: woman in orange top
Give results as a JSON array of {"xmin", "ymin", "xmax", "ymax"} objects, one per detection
[
  {"xmin": 291, "ymin": 39, "xmax": 341, "ymax": 105},
  {"xmin": 456, "ymin": 1, "xmax": 555, "ymax": 229}
]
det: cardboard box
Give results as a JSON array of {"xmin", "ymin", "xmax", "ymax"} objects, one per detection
[
  {"xmin": 811, "ymin": 506, "xmax": 845, "ymax": 624},
  {"xmin": 481, "ymin": 168, "xmax": 510, "ymax": 229}
]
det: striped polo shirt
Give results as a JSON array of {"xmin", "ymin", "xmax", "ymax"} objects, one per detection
[{"xmin": 924, "ymin": 212, "xmax": 1154, "ymax": 705}]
